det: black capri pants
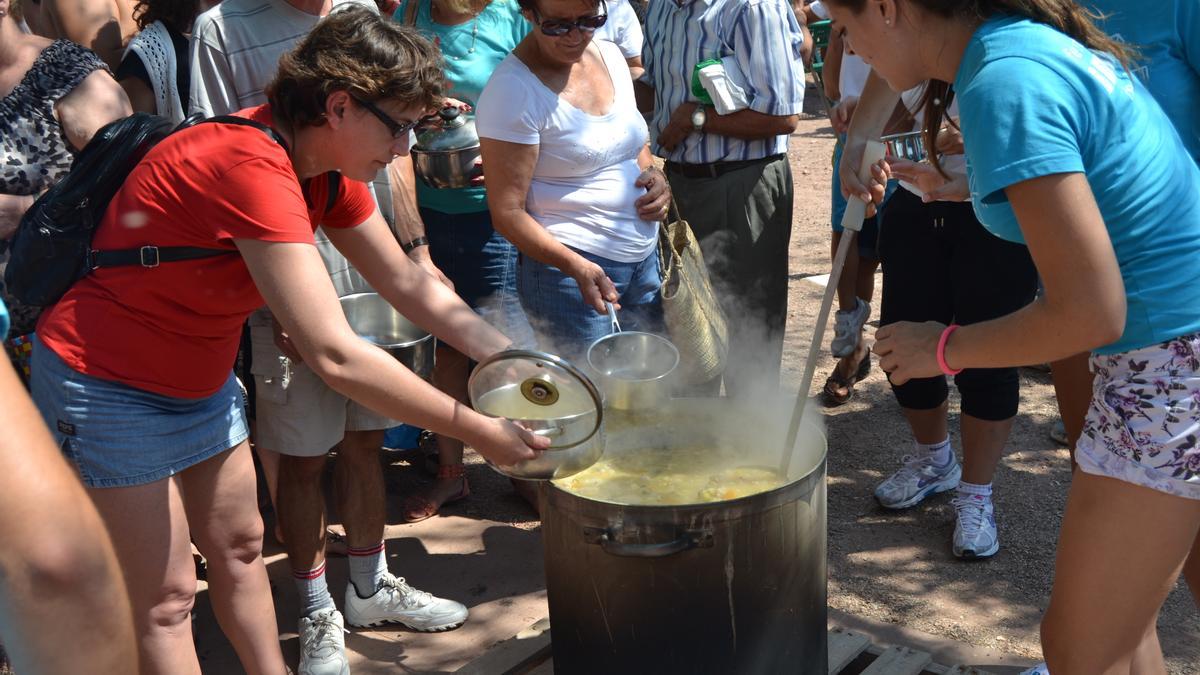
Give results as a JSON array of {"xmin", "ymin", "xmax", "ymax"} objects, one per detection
[{"xmin": 878, "ymin": 188, "xmax": 1038, "ymax": 421}]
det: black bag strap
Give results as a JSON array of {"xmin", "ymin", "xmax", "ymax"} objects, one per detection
[
  {"xmin": 202, "ymin": 114, "xmax": 290, "ymax": 153},
  {"xmin": 89, "ymin": 246, "xmax": 234, "ymax": 270},
  {"xmin": 90, "ymin": 116, "xmax": 304, "ymax": 271},
  {"xmin": 324, "ymin": 171, "xmax": 340, "ymax": 214}
]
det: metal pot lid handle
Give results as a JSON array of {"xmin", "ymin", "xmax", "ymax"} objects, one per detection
[{"xmin": 467, "ymin": 349, "xmax": 604, "ymax": 450}]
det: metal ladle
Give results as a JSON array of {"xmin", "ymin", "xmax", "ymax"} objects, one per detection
[
  {"xmin": 606, "ymin": 301, "xmax": 622, "ymax": 334},
  {"xmin": 780, "ymin": 141, "xmax": 886, "ymax": 477}
]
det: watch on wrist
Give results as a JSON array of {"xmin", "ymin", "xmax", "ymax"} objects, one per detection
[{"xmin": 690, "ymin": 105, "xmax": 707, "ymax": 132}]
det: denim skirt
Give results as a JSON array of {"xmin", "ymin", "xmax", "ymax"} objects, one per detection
[{"xmin": 30, "ymin": 336, "xmax": 249, "ymax": 488}]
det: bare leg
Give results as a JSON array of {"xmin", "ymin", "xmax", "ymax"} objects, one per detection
[
  {"xmin": 335, "ymin": 429, "xmax": 388, "ymax": 549},
  {"xmin": 430, "ymin": 347, "xmax": 470, "ymax": 503},
  {"xmin": 960, "ymin": 414, "xmax": 1015, "ymax": 485},
  {"xmin": 182, "ymin": 442, "xmax": 286, "ymax": 675},
  {"xmin": 254, "ymin": 445, "xmax": 283, "ymax": 542},
  {"xmin": 1050, "ymin": 352, "xmax": 1092, "ymax": 463},
  {"xmin": 826, "ymin": 248, "xmax": 878, "ymax": 400},
  {"xmin": 1184, "ymin": 531, "xmax": 1200, "ymax": 607},
  {"xmin": 832, "ymin": 231, "xmax": 860, "ymax": 313},
  {"xmin": 88, "ymin": 477, "xmax": 203, "ymax": 675},
  {"xmin": 1041, "ymin": 471, "xmax": 1200, "ymax": 674},
  {"xmin": 901, "ymin": 400, "xmax": 950, "ymax": 446},
  {"xmin": 278, "ymin": 452, "xmax": 330, "ymax": 575}
]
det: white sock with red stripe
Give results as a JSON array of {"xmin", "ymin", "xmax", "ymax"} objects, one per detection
[
  {"xmin": 348, "ymin": 541, "xmax": 388, "ymax": 598},
  {"xmin": 293, "ymin": 561, "xmax": 335, "ymax": 617}
]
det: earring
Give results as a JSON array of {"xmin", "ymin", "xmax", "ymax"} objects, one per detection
[{"xmin": 885, "ymin": 19, "xmax": 891, "ymax": 25}]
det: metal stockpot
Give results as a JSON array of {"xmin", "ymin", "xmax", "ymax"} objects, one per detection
[
  {"xmin": 339, "ymin": 292, "xmax": 435, "ymax": 380},
  {"xmin": 540, "ymin": 397, "xmax": 828, "ymax": 674},
  {"xmin": 411, "ymin": 108, "xmax": 480, "ymax": 189},
  {"xmin": 468, "ymin": 350, "xmax": 605, "ymax": 480},
  {"xmin": 586, "ymin": 331, "xmax": 679, "ymax": 411}
]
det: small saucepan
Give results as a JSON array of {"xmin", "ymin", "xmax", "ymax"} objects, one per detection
[
  {"xmin": 586, "ymin": 303, "xmax": 680, "ymax": 412},
  {"xmin": 339, "ymin": 292, "xmax": 435, "ymax": 380}
]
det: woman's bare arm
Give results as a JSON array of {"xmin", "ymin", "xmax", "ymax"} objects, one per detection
[
  {"xmin": 56, "ymin": 69, "xmax": 132, "ymax": 151},
  {"xmin": 0, "ymin": 357, "xmax": 138, "ymax": 675},
  {"xmin": 236, "ymin": 236, "xmax": 547, "ymax": 465}
]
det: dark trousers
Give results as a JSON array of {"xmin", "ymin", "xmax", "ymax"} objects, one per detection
[
  {"xmin": 666, "ymin": 155, "xmax": 793, "ymax": 398},
  {"xmin": 878, "ymin": 188, "xmax": 1038, "ymax": 421}
]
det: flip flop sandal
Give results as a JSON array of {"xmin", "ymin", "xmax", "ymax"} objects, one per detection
[
  {"xmin": 325, "ymin": 529, "xmax": 349, "ymax": 557},
  {"xmin": 821, "ymin": 350, "xmax": 871, "ymax": 407},
  {"xmin": 401, "ymin": 465, "xmax": 471, "ymax": 523}
]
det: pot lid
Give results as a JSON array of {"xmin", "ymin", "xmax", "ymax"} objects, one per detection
[
  {"xmin": 468, "ymin": 349, "xmax": 603, "ymax": 449},
  {"xmin": 414, "ymin": 107, "xmax": 479, "ymax": 152}
]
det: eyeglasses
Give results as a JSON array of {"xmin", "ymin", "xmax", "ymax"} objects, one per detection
[
  {"xmin": 350, "ymin": 95, "xmax": 432, "ymax": 139},
  {"xmin": 531, "ymin": 1, "xmax": 608, "ymax": 36}
]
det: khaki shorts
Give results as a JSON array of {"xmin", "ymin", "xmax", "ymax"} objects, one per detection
[{"xmin": 249, "ymin": 313, "xmax": 397, "ymax": 457}]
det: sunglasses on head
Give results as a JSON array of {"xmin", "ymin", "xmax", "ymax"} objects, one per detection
[
  {"xmin": 350, "ymin": 94, "xmax": 434, "ymax": 139},
  {"xmin": 531, "ymin": 0, "xmax": 608, "ymax": 37}
]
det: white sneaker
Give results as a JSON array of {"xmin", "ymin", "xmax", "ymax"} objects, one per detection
[
  {"xmin": 1020, "ymin": 663, "xmax": 1050, "ymax": 675},
  {"xmin": 344, "ymin": 574, "xmax": 468, "ymax": 631},
  {"xmin": 831, "ymin": 298, "xmax": 871, "ymax": 357},
  {"xmin": 298, "ymin": 608, "xmax": 349, "ymax": 675},
  {"xmin": 952, "ymin": 493, "xmax": 999, "ymax": 559},
  {"xmin": 874, "ymin": 452, "xmax": 961, "ymax": 509}
]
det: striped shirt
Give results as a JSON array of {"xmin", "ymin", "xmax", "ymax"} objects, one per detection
[
  {"xmin": 189, "ymin": 0, "xmax": 377, "ymax": 117},
  {"xmin": 643, "ymin": 0, "xmax": 806, "ymax": 163}
]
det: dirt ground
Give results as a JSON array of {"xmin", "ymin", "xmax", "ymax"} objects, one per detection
[{"xmin": 181, "ymin": 87, "xmax": 1200, "ymax": 674}]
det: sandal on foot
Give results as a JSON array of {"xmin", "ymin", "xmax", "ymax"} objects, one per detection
[
  {"xmin": 401, "ymin": 464, "xmax": 470, "ymax": 523},
  {"xmin": 821, "ymin": 350, "xmax": 871, "ymax": 407},
  {"xmin": 325, "ymin": 528, "xmax": 349, "ymax": 557}
]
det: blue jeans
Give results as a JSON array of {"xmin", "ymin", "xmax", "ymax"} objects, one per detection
[
  {"xmin": 519, "ymin": 247, "xmax": 663, "ymax": 363},
  {"xmin": 421, "ymin": 207, "xmax": 535, "ymax": 349}
]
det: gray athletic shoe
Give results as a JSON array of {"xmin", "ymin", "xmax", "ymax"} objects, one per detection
[{"xmin": 831, "ymin": 298, "xmax": 871, "ymax": 357}]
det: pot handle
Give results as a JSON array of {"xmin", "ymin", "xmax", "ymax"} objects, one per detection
[
  {"xmin": 529, "ymin": 427, "xmax": 565, "ymax": 438},
  {"xmin": 584, "ymin": 527, "xmax": 713, "ymax": 558}
]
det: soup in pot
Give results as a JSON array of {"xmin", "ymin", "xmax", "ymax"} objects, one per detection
[{"xmin": 554, "ymin": 444, "xmax": 787, "ymax": 505}]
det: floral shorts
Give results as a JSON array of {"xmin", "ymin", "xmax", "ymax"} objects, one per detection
[{"xmin": 1077, "ymin": 333, "xmax": 1200, "ymax": 500}]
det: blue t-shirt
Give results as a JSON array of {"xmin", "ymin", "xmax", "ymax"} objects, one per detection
[
  {"xmin": 955, "ymin": 15, "xmax": 1200, "ymax": 354},
  {"xmin": 1088, "ymin": 0, "xmax": 1200, "ymax": 162},
  {"xmin": 395, "ymin": 0, "xmax": 529, "ymax": 214}
]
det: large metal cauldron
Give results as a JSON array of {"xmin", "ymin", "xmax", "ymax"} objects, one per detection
[{"xmin": 540, "ymin": 397, "xmax": 827, "ymax": 674}]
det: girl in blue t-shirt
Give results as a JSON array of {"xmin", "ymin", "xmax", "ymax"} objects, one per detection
[{"xmin": 825, "ymin": 0, "xmax": 1200, "ymax": 672}]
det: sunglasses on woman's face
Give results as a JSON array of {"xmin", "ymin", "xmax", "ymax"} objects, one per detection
[
  {"xmin": 350, "ymin": 95, "xmax": 434, "ymax": 140},
  {"xmin": 531, "ymin": 1, "xmax": 608, "ymax": 37}
]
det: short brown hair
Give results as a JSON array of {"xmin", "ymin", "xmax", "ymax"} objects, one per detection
[{"xmin": 268, "ymin": 5, "xmax": 444, "ymax": 130}]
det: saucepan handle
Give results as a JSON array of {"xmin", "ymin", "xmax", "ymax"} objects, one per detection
[{"xmin": 583, "ymin": 527, "xmax": 714, "ymax": 558}]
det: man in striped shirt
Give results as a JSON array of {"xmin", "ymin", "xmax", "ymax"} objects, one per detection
[{"xmin": 641, "ymin": 0, "xmax": 806, "ymax": 397}]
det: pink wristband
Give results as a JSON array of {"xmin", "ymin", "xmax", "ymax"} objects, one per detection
[{"xmin": 937, "ymin": 324, "xmax": 963, "ymax": 376}]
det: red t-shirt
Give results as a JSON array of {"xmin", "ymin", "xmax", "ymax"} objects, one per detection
[{"xmin": 37, "ymin": 105, "xmax": 377, "ymax": 398}]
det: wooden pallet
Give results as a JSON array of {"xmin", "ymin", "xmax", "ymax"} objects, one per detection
[{"xmin": 456, "ymin": 621, "xmax": 998, "ymax": 675}]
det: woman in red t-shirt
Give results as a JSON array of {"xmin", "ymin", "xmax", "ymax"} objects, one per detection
[{"xmin": 30, "ymin": 7, "xmax": 547, "ymax": 673}]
